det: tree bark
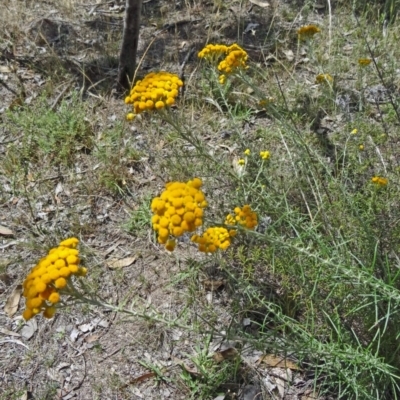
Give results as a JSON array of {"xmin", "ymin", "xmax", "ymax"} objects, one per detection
[{"xmin": 118, "ymin": 0, "xmax": 142, "ymax": 90}]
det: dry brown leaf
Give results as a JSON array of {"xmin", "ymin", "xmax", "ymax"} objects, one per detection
[
  {"xmin": 301, "ymin": 389, "xmax": 320, "ymax": 399},
  {"xmin": 9, "ymin": 98, "xmax": 24, "ymax": 111},
  {"xmin": 85, "ymin": 334, "xmax": 100, "ymax": 343},
  {"xmin": 249, "ymin": 0, "xmax": 270, "ymax": 7},
  {"xmin": 171, "ymin": 355, "xmax": 201, "ymax": 377},
  {"xmin": 0, "ymin": 273, "xmax": 12, "ymax": 285},
  {"xmin": 0, "ymin": 225, "xmax": 14, "ymax": 236},
  {"xmin": 201, "ymin": 279, "xmax": 225, "ymax": 291},
  {"xmin": 213, "ymin": 347, "xmax": 238, "ymax": 363},
  {"xmin": 107, "ymin": 256, "xmax": 138, "ymax": 269},
  {"xmin": 258, "ymin": 354, "xmax": 300, "ymax": 370},
  {"xmin": 4, "ymin": 285, "xmax": 22, "ymax": 317},
  {"xmin": 130, "ymin": 371, "xmax": 156, "ymax": 384}
]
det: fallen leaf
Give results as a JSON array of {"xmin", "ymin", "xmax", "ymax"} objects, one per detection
[
  {"xmin": 301, "ymin": 389, "xmax": 320, "ymax": 399},
  {"xmin": 0, "ymin": 273, "xmax": 12, "ymax": 285},
  {"xmin": 21, "ymin": 318, "xmax": 37, "ymax": 340},
  {"xmin": 85, "ymin": 334, "xmax": 100, "ymax": 343},
  {"xmin": 249, "ymin": 0, "xmax": 269, "ymax": 7},
  {"xmin": 107, "ymin": 256, "xmax": 138, "ymax": 269},
  {"xmin": 0, "ymin": 225, "xmax": 14, "ymax": 236},
  {"xmin": 78, "ymin": 323, "xmax": 94, "ymax": 333},
  {"xmin": 258, "ymin": 354, "xmax": 300, "ymax": 370},
  {"xmin": 171, "ymin": 355, "xmax": 201, "ymax": 377},
  {"xmin": 213, "ymin": 348, "xmax": 238, "ymax": 363},
  {"xmin": 70, "ymin": 328, "xmax": 80, "ymax": 342},
  {"xmin": 0, "ymin": 66, "xmax": 11, "ymax": 73},
  {"xmin": 47, "ymin": 367, "xmax": 63, "ymax": 382},
  {"xmin": 56, "ymin": 362, "xmax": 70, "ymax": 371},
  {"xmin": 103, "ymin": 240, "xmax": 123, "ymax": 256},
  {"xmin": 0, "ymin": 327, "xmax": 21, "ymax": 337},
  {"xmin": 0, "ymin": 338, "xmax": 29, "ymax": 349},
  {"xmin": 4, "ymin": 285, "xmax": 22, "ymax": 317},
  {"xmin": 130, "ymin": 371, "xmax": 156, "ymax": 384},
  {"xmin": 269, "ymin": 367, "xmax": 290, "ymax": 399},
  {"xmin": 201, "ymin": 279, "xmax": 225, "ymax": 291},
  {"xmin": 283, "ymin": 49, "xmax": 294, "ymax": 61}
]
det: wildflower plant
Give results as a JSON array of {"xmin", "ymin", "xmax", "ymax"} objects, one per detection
[
  {"xmin": 22, "ymin": 238, "xmax": 87, "ymax": 321},
  {"xmin": 149, "ymin": 176, "xmax": 259, "ymax": 253}
]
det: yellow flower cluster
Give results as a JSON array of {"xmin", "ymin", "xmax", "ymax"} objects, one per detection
[
  {"xmin": 297, "ymin": 25, "xmax": 321, "ymax": 40},
  {"xmin": 198, "ymin": 44, "xmax": 231, "ymax": 60},
  {"xmin": 371, "ymin": 176, "xmax": 388, "ymax": 186},
  {"xmin": 260, "ymin": 151, "xmax": 270, "ymax": 160},
  {"xmin": 198, "ymin": 43, "xmax": 248, "ymax": 84},
  {"xmin": 315, "ymin": 74, "xmax": 333, "ymax": 85},
  {"xmin": 124, "ymin": 71, "xmax": 183, "ymax": 118},
  {"xmin": 225, "ymin": 205, "xmax": 258, "ymax": 229},
  {"xmin": 22, "ymin": 238, "xmax": 87, "ymax": 321},
  {"xmin": 191, "ymin": 227, "xmax": 236, "ymax": 253},
  {"xmin": 358, "ymin": 58, "xmax": 372, "ymax": 66},
  {"xmin": 151, "ymin": 178, "xmax": 208, "ymax": 251}
]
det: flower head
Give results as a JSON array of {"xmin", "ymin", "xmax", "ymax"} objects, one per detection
[
  {"xmin": 191, "ymin": 227, "xmax": 236, "ymax": 253},
  {"xmin": 238, "ymin": 159, "xmax": 245, "ymax": 166},
  {"xmin": 244, "ymin": 149, "xmax": 251, "ymax": 156},
  {"xmin": 225, "ymin": 205, "xmax": 258, "ymax": 229},
  {"xmin": 260, "ymin": 151, "xmax": 270, "ymax": 160},
  {"xmin": 22, "ymin": 238, "xmax": 86, "ymax": 321},
  {"xmin": 151, "ymin": 178, "xmax": 207, "ymax": 251},
  {"xmin": 315, "ymin": 74, "xmax": 333, "ymax": 85},
  {"xmin": 198, "ymin": 43, "xmax": 248, "ymax": 84},
  {"xmin": 125, "ymin": 71, "xmax": 183, "ymax": 119},
  {"xmin": 351, "ymin": 129, "xmax": 358, "ymax": 135},
  {"xmin": 371, "ymin": 176, "xmax": 388, "ymax": 186},
  {"xmin": 297, "ymin": 25, "xmax": 321, "ymax": 40},
  {"xmin": 358, "ymin": 58, "xmax": 372, "ymax": 67}
]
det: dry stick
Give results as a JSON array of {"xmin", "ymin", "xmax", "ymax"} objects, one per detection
[
  {"xmin": 0, "ymin": 77, "xmax": 18, "ymax": 96},
  {"xmin": 327, "ymin": 0, "xmax": 332, "ymax": 56},
  {"xmin": 50, "ymin": 80, "xmax": 74, "ymax": 111}
]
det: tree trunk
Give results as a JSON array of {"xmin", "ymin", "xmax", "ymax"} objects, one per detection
[{"xmin": 118, "ymin": 0, "xmax": 142, "ymax": 90}]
